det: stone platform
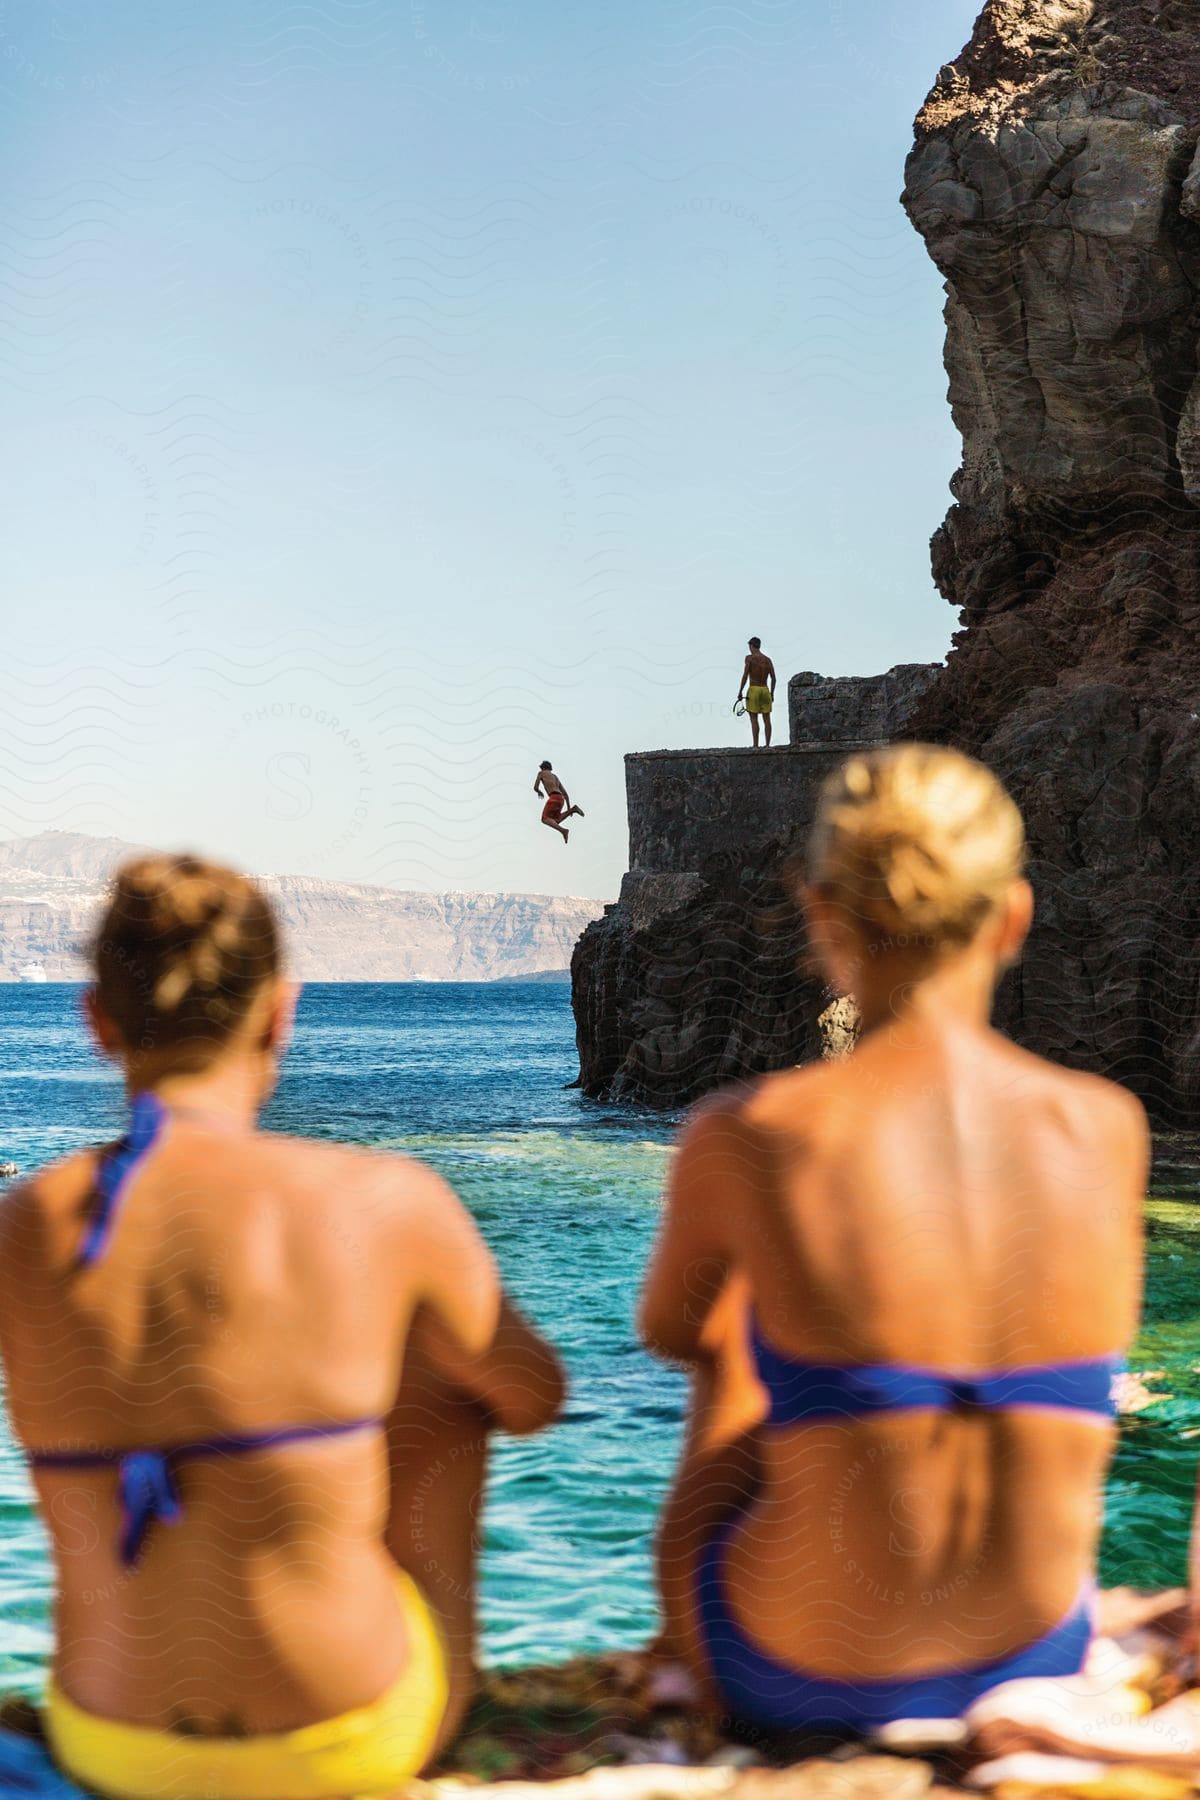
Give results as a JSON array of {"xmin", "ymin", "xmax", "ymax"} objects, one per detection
[{"xmin": 625, "ymin": 745, "xmax": 875, "ymax": 877}]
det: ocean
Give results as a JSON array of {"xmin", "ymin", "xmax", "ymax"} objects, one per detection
[{"xmin": 0, "ymin": 982, "xmax": 1197, "ymax": 1695}]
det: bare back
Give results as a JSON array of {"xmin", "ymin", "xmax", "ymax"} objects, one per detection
[
  {"xmin": 647, "ymin": 1019, "xmax": 1145, "ymax": 1677},
  {"xmin": 0, "ymin": 1120, "xmax": 498, "ymax": 1730}
]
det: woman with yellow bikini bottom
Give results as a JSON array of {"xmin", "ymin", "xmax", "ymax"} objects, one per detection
[
  {"xmin": 0, "ymin": 854, "xmax": 564, "ymax": 1800},
  {"xmin": 45, "ymin": 1566, "xmax": 445, "ymax": 1800}
]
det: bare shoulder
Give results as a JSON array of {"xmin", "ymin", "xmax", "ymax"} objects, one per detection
[
  {"xmin": 253, "ymin": 1131, "xmax": 455, "ymax": 1221},
  {"xmin": 1058, "ymin": 1064, "xmax": 1148, "ymax": 1157},
  {"xmin": 997, "ymin": 1039, "xmax": 1149, "ymax": 1161},
  {"xmin": 677, "ymin": 1068, "xmax": 832, "ymax": 1172},
  {"xmin": 5, "ymin": 1146, "xmax": 96, "ymax": 1217},
  {"xmin": 739, "ymin": 1060, "xmax": 839, "ymax": 1142},
  {"xmin": 0, "ymin": 1148, "xmax": 98, "ymax": 1271},
  {"xmin": 683, "ymin": 1078, "xmax": 775, "ymax": 1139}
]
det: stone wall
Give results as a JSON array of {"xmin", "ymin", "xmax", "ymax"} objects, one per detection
[
  {"xmin": 789, "ymin": 664, "xmax": 940, "ymax": 747},
  {"xmin": 625, "ymin": 745, "xmax": 861, "ymax": 876}
]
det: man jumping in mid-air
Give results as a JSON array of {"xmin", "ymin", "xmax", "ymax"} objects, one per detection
[
  {"xmin": 534, "ymin": 760, "xmax": 584, "ymax": 845},
  {"xmin": 737, "ymin": 635, "xmax": 777, "ymax": 747}
]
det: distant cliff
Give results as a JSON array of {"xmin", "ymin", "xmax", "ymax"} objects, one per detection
[
  {"xmin": 571, "ymin": 668, "xmax": 937, "ymax": 1104},
  {"xmin": 902, "ymin": 0, "xmax": 1200, "ymax": 1118},
  {"xmin": 0, "ymin": 833, "xmax": 602, "ymax": 983}
]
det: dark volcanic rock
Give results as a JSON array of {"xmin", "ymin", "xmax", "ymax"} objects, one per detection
[
  {"xmin": 574, "ymin": 0, "xmax": 1200, "ymax": 1116},
  {"xmin": 789, "ymin": 665, "xmax": 940, "ymax": 745},
  {"xmin": 624, "ymin": 745, "xmax": 860, "ymax": 878},
  {"xmin": 571, "ymin": 867, "xmax": 819, "ymax": 1106},
  {"xmin": 902, "ymin": 0, "xmax": 1200, "ymax": 1120}
]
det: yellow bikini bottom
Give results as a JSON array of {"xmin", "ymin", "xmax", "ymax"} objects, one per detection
[{"xmin": 45, "ymin": 1571, "xmax": 449, "ymax": 1800}]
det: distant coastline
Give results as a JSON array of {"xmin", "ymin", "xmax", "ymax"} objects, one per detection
[
  {"xmin": 0, "ymin": 832, "xmax": 603, "ymax": 985},
  {"xmin": 492, "ymin": 968, "xmax": 571, "ymax": 984},
  {"xmin": 0, "ymin": 972, "xmax": 575, "ymax": 986},
  {"xmin": 1, "ymin": 973, "xmax": 577, "ymax": 985}
]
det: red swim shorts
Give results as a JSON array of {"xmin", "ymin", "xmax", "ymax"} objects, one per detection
[{"xmin": 542, "ymin": 793, "xmax": 566, "ymax": 822}]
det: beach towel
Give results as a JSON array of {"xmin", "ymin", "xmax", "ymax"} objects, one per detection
[{"xmin": 0, "ymin": 1728, "xmax": 89, "ymax": 1796}]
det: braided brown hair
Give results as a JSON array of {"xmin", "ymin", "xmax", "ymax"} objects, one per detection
[{"xmin": 93, "ymin": 854, "xmax": 281, "ymax": 1057}]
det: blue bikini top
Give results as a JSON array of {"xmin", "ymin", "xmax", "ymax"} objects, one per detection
[
  {"xmin": 750, "ymin": 1317, "xmax": 1120, "ymax": 1429},
  {"xmin": 26, "ymin": 1093, "xmax": 382, "ymax": 1569}
]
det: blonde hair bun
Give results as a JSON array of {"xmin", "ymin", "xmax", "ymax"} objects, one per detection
[{"xmin": 808, "ymin": 744, "xmax": 1025, "ymax": 948}]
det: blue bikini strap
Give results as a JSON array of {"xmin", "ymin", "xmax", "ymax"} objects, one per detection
[
  {"xmin": 77, "ymin": 1092, "xmax": 167, "ymax": 1269},
  {"xmin": 965, "ymin": 1362, "xmax": 1120, "ymax": 1416},
  {"xmin": 49, "ymin": 1098, "xmax": 384, "ymax": 1567},
  {"xmin": 29, "ymin": 1417, "xmax": 382, "ymax": 1568},
  {"xmin": 751, "ymin": 1323, "xmax": 1119, "ymax": 1427}
]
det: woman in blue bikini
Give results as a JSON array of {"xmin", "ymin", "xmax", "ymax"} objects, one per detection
[
  {"xmin": 641, "ymin": 744, "xmax": 1147, "ymax": 1733},
  {"xmin": 0, "ymin": 854, "xmax": 564, "ymax": 1798}
]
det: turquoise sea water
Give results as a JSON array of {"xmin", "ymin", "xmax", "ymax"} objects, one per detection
[{"xmin": 0, "ymin": 982, "xmax": 1197, "ymax": 1695}]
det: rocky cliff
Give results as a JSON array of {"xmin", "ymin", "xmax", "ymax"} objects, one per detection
[
  {"xmin": 0, "ymin": 833, "xmax": 600, "ymax": 983},
  {"xmin": 575, "ymin": 1, "xmax": 1200, "ymax": 1117},
  {"xmin": 902, "ymin": 0, "xmax": 1200, "ymax": 1118}
]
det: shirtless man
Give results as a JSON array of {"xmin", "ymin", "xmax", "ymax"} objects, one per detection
[
  {"xmin": 736, "ymin": 637, "xmax": 776, "ymax": 747},
  {"xmin": 534, "ymin": 760, "xmax": 584, "ymax": 846}
]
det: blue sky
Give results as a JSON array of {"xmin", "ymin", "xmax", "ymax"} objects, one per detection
[{"xmin": 0, "ymin": 0, "xmax": 979, "ymax": 902}]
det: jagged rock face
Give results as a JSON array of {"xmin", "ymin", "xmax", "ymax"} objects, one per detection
[
  {"xmin": 904, "ymin": 0, "xmax": 1200, "ymax": 1119},
  {"xmin": 574, "ymin": 5, "xmax": 1200, "ymax": 1116},
  {"xmin": 790, "ymin": 665, "xmax": 940, "ymax": 744},
  {"xmin": 572, "ymin": 870, "xmax": 823, "ymax": 1105}
]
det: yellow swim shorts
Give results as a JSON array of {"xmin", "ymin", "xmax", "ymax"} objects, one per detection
[
  {"xmin": 746, "ymin": 684, "xmax": 773, "ymax": 714},
  {"xmin": 45, "ymin": 1570, "xmax": 448, "ymax": 1800}
]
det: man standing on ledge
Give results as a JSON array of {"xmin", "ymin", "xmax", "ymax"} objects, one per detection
[{"xmin": 737, "ymin": 636, "xmax": 777, "ymax": 747}]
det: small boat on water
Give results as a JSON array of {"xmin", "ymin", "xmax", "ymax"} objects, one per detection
[{"xmin": 16, "ymin": 962, "xmax": 46, "ymax": 984}]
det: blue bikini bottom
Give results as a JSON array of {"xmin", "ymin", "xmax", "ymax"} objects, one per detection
[{"xmin": 697, "ymin": 1517, "xmax": 1094, "ymax": 1733}]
